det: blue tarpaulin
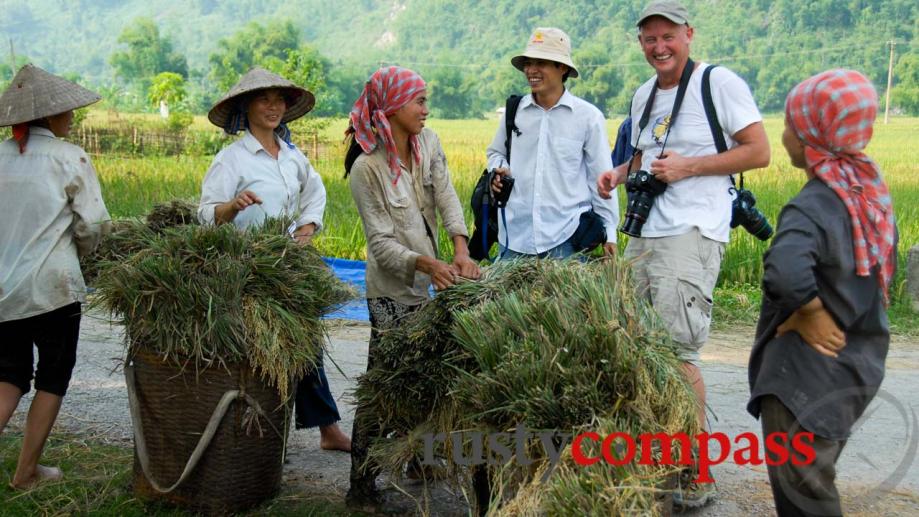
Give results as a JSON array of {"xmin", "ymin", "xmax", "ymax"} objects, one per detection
[{"xmin": 322, "ymin": 257, "xmax": 369, "ymax": 321}]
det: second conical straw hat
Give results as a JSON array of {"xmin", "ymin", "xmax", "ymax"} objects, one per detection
[{"xmin": 207, "ymin": 67, "xmax": 315, "ymax": 130}]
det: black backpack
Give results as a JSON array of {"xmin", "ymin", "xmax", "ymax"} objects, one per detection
[{"xmin": 468, "ymin": 95, "xmax": 522, "ymax": 261}]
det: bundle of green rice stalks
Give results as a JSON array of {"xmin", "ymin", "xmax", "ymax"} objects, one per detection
[
  {"xmin": 91, "ymin": 221, "xmax": 355, "ymax": 400},
  {"xmin": 356, "ymin": 259, "xmax": 697, "ymax": 514},
  {"xmin": 82, "ymin": 200, "xmax": 199, "ymax": 284},
  {"xmin": 145, "ymin": 199, "xmax": 198, "ymax": 231}
]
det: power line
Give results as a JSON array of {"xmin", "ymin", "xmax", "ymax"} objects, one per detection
[{"xmin": 369, "ymin": 41, "xmax": 903, "ymax": 71}]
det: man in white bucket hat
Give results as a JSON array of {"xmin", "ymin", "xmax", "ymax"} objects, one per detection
[{"xmin": 485, "ymin": 27, "xmax": 618, "ymax": 259}]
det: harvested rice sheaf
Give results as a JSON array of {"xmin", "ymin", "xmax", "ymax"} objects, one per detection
[
  {"xmin": 145, "ymin": 199, "xmax": 198, "ymax": 231},
  {"xmin": 357, "ymin": 259, "xmax": 698, "ymax": 514},
  {"xmin": 82, "ymin": 200, "xmax": 199, "ymax": 283},
  {"xmin": 91, "ymin": 212, "xmax": 354, "ymax": 400}
]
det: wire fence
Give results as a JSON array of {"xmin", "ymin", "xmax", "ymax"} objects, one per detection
[{"xmin": 66, "ymin": 126, "xmax": 345, "ymax": 161}]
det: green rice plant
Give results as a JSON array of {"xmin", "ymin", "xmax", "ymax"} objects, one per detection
[
  {"xmin": 355, "ymin": 259, "xmax": 697, "ymax": 514},
  {"xmin": 86, "ymin": 114, "xmax": 919, "ymax": 327},
  {"xmin": 91, "ymin": 218, "xmax": 355, "ymax": 400}
]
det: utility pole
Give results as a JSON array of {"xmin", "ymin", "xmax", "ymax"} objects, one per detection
[
  {"xmin": 8, "ymin": 38, "xmax": 15, "ymax": 74},
  {"xmin": 885, "ymin": 40, "xmax": 896, "ymax": 124}
]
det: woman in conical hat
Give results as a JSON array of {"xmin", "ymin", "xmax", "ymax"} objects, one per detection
[
  {"xmin": 197, "ymin": 67, "xmax": 351, "ymax": 452},
  {"xmin": 0, "ymin": 64, "xmax": 111, "ymax": 489}
]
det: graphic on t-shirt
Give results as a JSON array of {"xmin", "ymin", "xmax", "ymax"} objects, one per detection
[{"xmin": 652, "ymin": 115, "xmax": 670, "ymax": 146}]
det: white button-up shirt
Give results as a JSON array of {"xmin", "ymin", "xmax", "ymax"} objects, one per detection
[
  {"xmin": 198, "ymin": 130, "xmax": 326, "ymax": 232},
  {"xmin": 0, "ymin": 127, "xmax": 111, "ymax": 321},
  {"xmin": 486, "ymin": 90, "xmax": 618, "ymax": 254}
]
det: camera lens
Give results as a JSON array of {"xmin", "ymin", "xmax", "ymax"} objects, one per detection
[{"xmin": 744, "ymin": 211, "xmax": 773, "ymax": 241}]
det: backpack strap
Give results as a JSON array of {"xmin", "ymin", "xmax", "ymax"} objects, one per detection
[
  {"xmin": 701, "ymin": 65, "xmax": 727, "ymax": 154},
  {"xmin": 504, "ymin": 94, "xmax": 523, "ymax": 162},
  {"xmin": 701, "ymin": 64, "xmax": 741, "ymax": 188}
]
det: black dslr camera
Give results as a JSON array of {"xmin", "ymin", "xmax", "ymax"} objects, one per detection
[
  {"xmin": 619, "ymin": 170, "xmax": 668, "ymax": 237},
  {"xmin": 731, "ymin": 188, "xmax": 773, "ymax": 241},
  {"xmin": 490, "ymin": 170, "xmax": 515, "ymax": 208}
]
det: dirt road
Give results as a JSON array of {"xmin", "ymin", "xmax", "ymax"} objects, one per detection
[{"xmin": 9, "ymin": 314, "xmax": 918, "ymax": 516}]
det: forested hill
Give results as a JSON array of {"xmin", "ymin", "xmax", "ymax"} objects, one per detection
[{"xmin": 1, "ymin": 0, "xmax": 917, "ymax": 116}]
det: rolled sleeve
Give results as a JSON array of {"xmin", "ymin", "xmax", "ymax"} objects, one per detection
[
  {"xmin": 197, "ymin": 158, "xmax": 236, "ymax": 226},
  {"xmin": 349, "ymin": 162, "xmax": 421, "ymax": 287},
  {"xmin": 68, "ymin": 153, "xmax": 112, "ymax": 258},
  {"xmin": 296, "ymin": 159, "xmax": 327, "ymax": 232},
  {"xmin": 762, "ymin": 205, "xmax": 822, "ymax": 311}
]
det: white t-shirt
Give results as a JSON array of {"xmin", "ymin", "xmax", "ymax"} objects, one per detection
[{"xmin": 629, "ymin": 63, "xmax": 762, "ymax": 242}]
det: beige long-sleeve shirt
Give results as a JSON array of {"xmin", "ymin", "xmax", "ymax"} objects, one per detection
[
  {"xmin": 349, "ymin": 128, "xmax": 468, "ymax": 305},
  {"xmin": 0, "ymin": 127, "xmax": 111, "ymax": 322}
]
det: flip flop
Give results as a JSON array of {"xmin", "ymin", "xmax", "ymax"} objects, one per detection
[{"xmin": 9, "ymin": 465, "xmax": 63, "ymax": 490}]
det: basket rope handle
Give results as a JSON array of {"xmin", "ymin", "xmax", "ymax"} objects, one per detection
[{"xmin": 124, "ymin": 363, "xmax": 283, "ymax": 494}]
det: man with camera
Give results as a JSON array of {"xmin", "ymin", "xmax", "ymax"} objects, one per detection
[
  {"xmin": 597, "ymin": 0, "xmax": 770, "ymax": 508},
  {"xmin": 487, "ymin": 27, "xmax": 619, "ymax": 259}
]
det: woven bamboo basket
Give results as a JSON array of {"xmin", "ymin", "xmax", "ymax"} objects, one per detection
[{"xmin": 126, "ymin": 349, "xmax": 291, "ymax": 514}]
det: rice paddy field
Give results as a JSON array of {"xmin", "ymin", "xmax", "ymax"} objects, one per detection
[{"xmin": 89, "ymin": 114, "xmax": 919, "ymax": 323}]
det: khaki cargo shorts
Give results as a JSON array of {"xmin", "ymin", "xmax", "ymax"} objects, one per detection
[{"xmin": 624, "ymin": 229, "xmax": 725, "ymax": 364}]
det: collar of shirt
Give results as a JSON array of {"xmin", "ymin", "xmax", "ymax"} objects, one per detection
[
  {"xmin": 240, "ymin": 130, "xmax": 287, "ymax": 158},
  {"xmin": 520, "ymin": 88, "xmax": 575, "ymax": 112},
  {"xmin": 28, "ymin": 126, "xmax": 56, "ymax": 138}
]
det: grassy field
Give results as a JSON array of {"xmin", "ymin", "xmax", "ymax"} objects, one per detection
[{"xmin": 89, "ymin": 113, "xmax": 919, "ymax": 330}]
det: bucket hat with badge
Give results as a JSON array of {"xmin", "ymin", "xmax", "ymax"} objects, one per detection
[{"xmin": 511, "ymin": 28, "xmax": 580, "ymax": 78}]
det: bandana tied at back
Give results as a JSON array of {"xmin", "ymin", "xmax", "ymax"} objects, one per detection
[
  {"xmin": 347, "ymin": 67, "xmax": 426, "ymax": 185},
  {"xmin": 785, "ymin": 69, "xmax": 896, "ymax": 304}
]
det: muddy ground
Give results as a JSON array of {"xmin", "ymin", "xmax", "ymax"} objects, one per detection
[{"xmin": 6, "ymin": 313, "xmax": 919, "ymax": 516}]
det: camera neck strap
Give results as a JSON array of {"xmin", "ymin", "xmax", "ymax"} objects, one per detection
[{"xmin": 633, "ymin": 58, "xmax": 696, "ymax": 162}]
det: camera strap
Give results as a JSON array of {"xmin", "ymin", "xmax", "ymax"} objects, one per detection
[{"xmin": 634, "ymin": 58, "xmax": 696, "ymax": 158}]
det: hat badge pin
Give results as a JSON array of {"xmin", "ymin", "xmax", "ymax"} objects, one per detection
[{"xmin": 532, "ymin": 31, "xmax": 544, "ymax": 44}]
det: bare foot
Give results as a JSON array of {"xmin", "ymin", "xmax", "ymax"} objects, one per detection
[
  {"xmin": 319, "ymin": 423, "xmax": 352, "ymax": 452},
  {"xmin": 10, "ymin": 464, "xmax": 63, "ymax": 490}
]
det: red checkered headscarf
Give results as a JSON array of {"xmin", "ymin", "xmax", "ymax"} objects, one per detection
[
  {"xmin": 347, "ymin": 67, "xmax": 426, "ymax": 185},
  {"xmin": 785, "ymin": 69, "xmax": 896, "ymax": 304}
]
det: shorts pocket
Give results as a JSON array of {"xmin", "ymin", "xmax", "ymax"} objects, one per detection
[{"xmin": 676, "ymin": 279, "xmax": 713, "ymax": 346}]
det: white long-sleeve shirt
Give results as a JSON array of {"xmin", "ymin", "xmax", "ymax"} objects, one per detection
[
  {"xmin": 198, "ymin": 130, "xmax": 326, "ymax": 232},
  {"xmin": 0, "ymin": 127, "xmax": 111, "ymax": 321},
  {"xmin": 486, "ymin": 90, "xmax": 618, "ymax": 254}
]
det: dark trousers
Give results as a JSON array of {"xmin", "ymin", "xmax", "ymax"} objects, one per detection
[
  {"xmin": 760, "ymin": 395, "xmax": 847, "ymax": 517},
  {"xmin": 294, "ymin": 355, "xmax": 341, "ymax": 429},
  {"xmin": 0, "ymin": 302, "xmax": 82, "ymax": 396},
  {"xmin": 349, "ymin": 298, "xmax": 420, "ymax": 496}
]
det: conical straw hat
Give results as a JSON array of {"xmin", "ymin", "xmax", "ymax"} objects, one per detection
[
  {"xmin": 0, "ymin": 64, "xmax": 101, "ymax": 127},
  {"xmin": 207, "ymin": 67, "xmax": 315, "ymax": 129}
]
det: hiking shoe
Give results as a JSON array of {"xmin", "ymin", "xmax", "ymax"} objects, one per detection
[{"xmin": 673, "ymin": 467, "xmax": 717, "ymax": 510}]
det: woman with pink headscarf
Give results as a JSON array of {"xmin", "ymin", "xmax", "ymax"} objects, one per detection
[
  {"xmin": 747, "ymin": 69, "xmax": 897, "ymax": 517},
  {"xmin": 343, "ymin": 66, "xmax": 480, "ymax": 510}
]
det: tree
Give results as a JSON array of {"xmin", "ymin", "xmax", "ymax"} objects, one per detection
[
  {"xmin": 426, "ymin": 65, "xmax": 482, "ymax": 119},
  {"xmin": 110, "ymin": 18, "xmax": 188, "ymax": 86},
  {"xmin": 267, "ymin": 45, "xmax": 339, "ymax": 117},
  {"xmin": 208, "ymin": 20, "xmax": 301, "ymax": 92},
  {"xmin": 148, "ymin": 72, "xmax": 187, "ymax": 117},
  {"xmin": 892, "ymin": 53, "xmax": 919, "ymax": 115}
]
